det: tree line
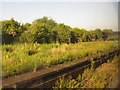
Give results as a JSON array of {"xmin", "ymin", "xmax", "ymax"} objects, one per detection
[{"xmin": 1, "ymin": 16, "xmax": 114, "ymax": 44}]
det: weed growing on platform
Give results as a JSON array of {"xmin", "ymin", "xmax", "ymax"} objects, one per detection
[{"xmin": 2, "ymin": 41, "xmax": 118, "ymax": 78}]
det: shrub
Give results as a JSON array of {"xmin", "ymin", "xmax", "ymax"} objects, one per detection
[{"xmin": 2, "ymin": 41, "xmax": 118, "ymax": 78}]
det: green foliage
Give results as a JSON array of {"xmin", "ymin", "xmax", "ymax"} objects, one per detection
[
  {"xmin": 24, "ymin": 17, "xmax": 57, "ymax": 43},
  {"xmin": 2, "ymin": 41, "xmax": 118, "ymax": 78},
  {"xmin": 54, "ymin": 69, "xmax": 94, "ymax": 88},
  {"xmin": 89, "ymin": 30, "xmax": 96, "ymax": 41},
  {"xmin": 54, "ymin": 55, "xmax": 118, "ymax": 88},
  {"xmin": 2, "ymin": 18, "xmax": 21, "ymax": 36},
  {"xmin": 53, "ymin": 76, "xmax": 77, "ymax": 88},
  {"xmin": 81, "ymin": 30, "xmax": 92, "ymax": 42},
  {"xmin": 70, "ymin": 31, "xmax": 77, "ymax": 43},
  {"xmin": 53, "ymin": 23, "xmax": 71, "ymax": 43},
  {"xmin": 94, "ymin": 29, "xmax": 103, "ymax": 40},
  {"xmin": 2, "ymin": 18, "xmax": 22, "ymax": 44},
  {"xmin": 19, "ymin": 30, "xmax": 35, "ymax": 43},
  {"xmin": 3, "ymin": 46, "xmax": 13, "ymax": 52},
  {"xmin": 71, "ymin": 28, "xmax": 84, "ymax": 43},
  {"xmin": 107, "ymin": 59, "xmax": 111, "ymax": 63},
  {"xmin": 71, "ymin": 28, "xmax": 92, "ymax": 42},
  {"xmin": 19, "ymin": 23, "xmax": 51, "ymax": 43},
  {"xmin": 103, "ymin": 29, "xmax": 113, "ymax": 33},
  {"xmin": 34, "ymin": 16, "xmax": 57, "ymax": 30},
  {"xmin": 23, "ymin": 23, "xmax": 31, "ymax": 30},
  {"xmin": 31, "ymin": 23, "xmax": 51, "ymax": 43},
  {"xmin": 27, "ymin": 50, "xmax": 37, "ymax": 55},
  {"xmin": 2, "ymin": 33, "xmax": 14, "ymax": 44},
  {"xmin": 33, "ymin": 16, "xmax": 57, "ymax": 43},
  {"xmin": 2, "ymin": 17, "xmax": 118, "ymax": 44}
]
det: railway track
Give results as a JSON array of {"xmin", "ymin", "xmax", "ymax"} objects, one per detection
[{"xmin": 2, "ymin": 48, "xmax": 120, "ymax": 88}]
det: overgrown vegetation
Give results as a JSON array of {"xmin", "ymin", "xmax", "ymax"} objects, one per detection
[
  {"xmin": 53, "ymin": 55, "xmax": 119, "ymax": 88},
  {"xmin": 2, "ymin": 41, "xmax": 118, "ymax": 78},
  {"xmin": 1, "ymin": 17, "xmax": 119, "ymax": 79},
  {"xmin": 1, "ymin": 17, "xmax": 119, "ymax": 44}
]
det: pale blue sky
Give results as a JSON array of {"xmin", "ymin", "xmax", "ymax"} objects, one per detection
[{"xmin": 1, "ymin": 2, "xmax": 118, "ymax": 31}]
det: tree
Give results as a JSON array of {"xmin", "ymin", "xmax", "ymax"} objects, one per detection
[
  {"xmin": 22, "ymin": 23, "xmax": 31, "ymax": 30},
  {"xmin": 52, "ymin": 23, "xmax": 71, "ymax": 44},
  {"xmin": 2, "ymin": 18, "xmax": 22, "ymax": 36},
  {"xmin": 33, "ymin": 16, "xmax": 57, "ymax": 43},
  {"xmin": 19, "ymin": 30, "xmax": 35, "ymax": 43},
  {"xmin": 70, "ymin": 31, "xmax": 77, "ymax": 43},
  {"xmin": 2, "ymin": 18, "xmax": 22, "ymax": 44},
  {"xmin": 81, "ymin": 30, "xmax": 92, "ymax": 42},
  {"xmin": 94, "ymin": 29, "xmax": 103, "ymax": 40},
  {"xmin": 89, "ymin": 30, "xmax": 96, "ymax": 41},
  {"xmin": 19, "ymin": 16, "xmax": 57, "ymax": 44},
  {"xmin": 19, "ymin": 23, "xmax": 51, "ymax": 43},
  {"xmin": 33, "ymin": 16, "xmax": 57, "ymax": 30},
  {"xmin": 103, "ymin": 29, "xmax": 113, "ymax": 33},
  {"xmin": 71, "ymin": 28, "xmax": 85, "ymax": 43},
  {"xmin": 2, "ymin": 17, "xmax": 108, "ymax": 44}
]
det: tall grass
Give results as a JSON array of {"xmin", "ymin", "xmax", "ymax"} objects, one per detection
[
  {"xmin": 53, "ymin": 55, "xmax": 119, "ymax": 88},
  {"xmin": 2, "ymin": 41, "xmax": 118, "ymax": 78}
]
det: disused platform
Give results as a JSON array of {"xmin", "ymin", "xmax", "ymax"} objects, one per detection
[{"xmin": 2, "ymin": 48, "xmax": 119, "ymax": 88}]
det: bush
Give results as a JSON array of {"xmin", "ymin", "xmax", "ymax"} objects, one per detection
[
  {"xmin": 2, "ymin": 41, "xmax": 118, "ymax": 78},
  {"xmin": 27, "ymin": 50, "xmax": 37, "ymax": 55},
  {"xmin": 19, "ymin": 31, "xmax": 35, "ymax": 43},
  {"xmin": 2, "ymin": 33, "xmax": 14, "ymax": 44}
]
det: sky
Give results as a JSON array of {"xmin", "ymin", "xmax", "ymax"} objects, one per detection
[{"xmin": 1, "ymin": 1, "xmax": 119, "ymax": 31}]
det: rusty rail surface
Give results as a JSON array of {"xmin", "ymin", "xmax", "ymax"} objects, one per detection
[{"xmin": 2, "ymin": 48, "xmax": 120, "ymax": 88}]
